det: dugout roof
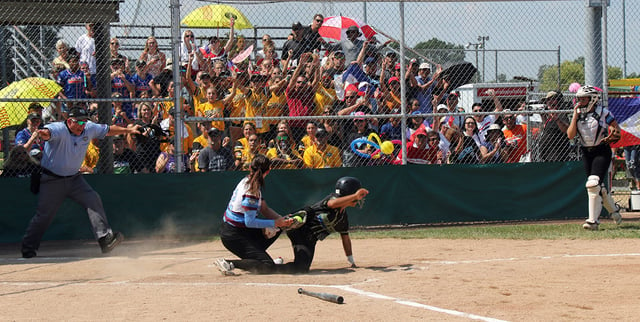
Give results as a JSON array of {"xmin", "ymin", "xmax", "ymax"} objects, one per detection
[{"xmin": 0, "ymin": 0, "xmax": 122, "ymax": 25}]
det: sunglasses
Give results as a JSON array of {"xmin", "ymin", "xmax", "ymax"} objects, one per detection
[
  {"xmin": 185, "ymin": 35, "xmax": 194, "ymax": 38},
  {"xmin": 315, "ymin": 19, "xmax": 323, "ymax": 23},
  {"xmin": 71, "ymin": 119, "xmax": 87, "ymax": 125},
  {"xmin": 276, "ymin": 136, "xmax": 289, "ymax": 141},
  {"xmin": 262, "ymin": 38, "xmax": 270, "ymax": 41},
  {"xmin": 345, "ymin": 95, "xmax": 357, "ymax": 99},
  {"xmin": 473, "ymin": 109, "xmax": 482, "ymax": 112},
  {"xmin": 428, "ymin": 138, "xmax": 440, "ymax": 142},
  {"xmin": 110, "ymin": 42, "xmax": 119, "ymax": 45}
]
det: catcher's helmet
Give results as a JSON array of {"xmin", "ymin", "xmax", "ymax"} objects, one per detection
[{"xmin": 335, "ymin": 176, "xmax": 361, "ymax": 196}]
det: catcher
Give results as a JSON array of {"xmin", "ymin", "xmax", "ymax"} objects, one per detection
[{"xmin": 278, "ymin": 176, "xmax": 369, "ymax": 273}]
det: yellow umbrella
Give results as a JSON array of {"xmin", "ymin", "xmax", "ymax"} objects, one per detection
[
  {"xmin": 0, "ymin": 77, "xmax": 61, "ymax": 129},
  {"xmin": 181, "ymin": 4, "xmax": 253, "ymax": 30}
]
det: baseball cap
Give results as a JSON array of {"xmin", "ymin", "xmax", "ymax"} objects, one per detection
[
  {"xmin": 448, "ymin": 91, "xmax": 460, "ymax": 99},
  {"xmin": 27, "ymin": 112, "xmax": 41, "ymax": 121},
  {"xmin": 388, "ymin": 76, "xmax": 400, "ymax": 85},
  {"xmin": 394, "ymin": 63, "xmax": 401, "ymax": 70},
  {"xmin": 208, "ymin": 128, "xmax": 223, "ymax": 137},
  {"xmin": 68, "ymin": 107, "xmax": 89, "ymax": 120},
  {"xmin": 344, "ymin": 83, "xmax": 359, "ymax": 94},
  {"xmin": 315, "ymin": 127, "xmax": 329, "ymax": 137},
  {"xmin": 165, "ymin": 58, "xmax": 173, "ymax": 71},
  {"xmin": 487, "ymin": 123, "xmax": 502, "ymax": 132},
  {"xmin": 291, "ymin": 22, "xmax": 303, "ymax": 31},
  {"xmin": 353, "ymin": 111, "xmax": 366, "ymax": 120},
  {"xmin": 419, "ymin": 62, "xmax": 431, "ymax": 70},
  {"xmin": 540, "ymin": 90, "xmax": 562, "ymax": 102},
  {"xmin": 415, "ymin": 128, "xmax": 428, "ymax": 137},
  {"xmin": 346, "ymin": 26, "xmax": 360, "ymax": 34},
  {"xmin": 385, "ymin": 51, "xmax": 397, "ymax": 58}
]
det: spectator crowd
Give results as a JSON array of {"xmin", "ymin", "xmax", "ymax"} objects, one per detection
[{"xmin": 1, "ymin": 16, "xmax": 579, "ymax": 176}]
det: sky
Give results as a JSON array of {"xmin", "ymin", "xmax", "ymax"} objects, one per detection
[{"xmin": 61, "ymin": 0, "xmax": 640, "ymax": 82}]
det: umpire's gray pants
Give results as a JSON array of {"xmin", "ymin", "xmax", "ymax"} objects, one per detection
[{"xmin": 22, "ymin": 173, "xmax": 112, "ymax": 252}]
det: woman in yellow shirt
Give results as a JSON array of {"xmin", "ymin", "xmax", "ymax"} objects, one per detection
[{"xmin": 198, "ymin": 81, "xmax": 237, "ymax": 131}]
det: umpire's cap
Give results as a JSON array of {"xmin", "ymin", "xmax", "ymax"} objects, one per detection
[
  {"xmin": 68, "ymin": 107, "xmax": 89, "ymax": 120},
  {"xmin": 335, "ymin": 177, "xmax": 361, "ymax": 197}
]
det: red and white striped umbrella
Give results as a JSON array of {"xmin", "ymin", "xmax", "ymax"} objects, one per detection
[{"xmin": 318, "ymin": 16, "xmax": 377, "ymax": 41}]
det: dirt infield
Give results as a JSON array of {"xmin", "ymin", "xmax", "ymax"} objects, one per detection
[{"xmin": 2, "ymin": 228, "xmax": 640, "ymax": 321}]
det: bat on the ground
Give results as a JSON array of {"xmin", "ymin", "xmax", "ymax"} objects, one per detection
[{"xmin": 297, "ymin": 288, "xmax": 344, "ymax": 304}]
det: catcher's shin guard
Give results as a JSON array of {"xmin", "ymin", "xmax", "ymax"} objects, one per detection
[
  {"xmin": 586, "ymin": 175, "xmax": 603, "ymax": 223},
  {"xmin": 600, "ymin": 186, "xmax": 617, "ymax": 214}
]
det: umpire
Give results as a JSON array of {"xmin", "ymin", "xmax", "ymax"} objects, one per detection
[{"xmin": 21, "ymin": 107, "xmax": 142, "ymax": 258}]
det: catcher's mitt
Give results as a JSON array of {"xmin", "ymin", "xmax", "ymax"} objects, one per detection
[{"xmin": 281, "ymin": 210, "xmax": 308, "ymax": 231}]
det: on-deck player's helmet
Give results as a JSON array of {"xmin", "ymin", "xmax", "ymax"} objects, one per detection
[
  {"xmin": 335, "ymin": 176, "xmax": 361, "ymax": 197},
  {"xmin": 576, "ymin": 85, "xmax": 600, "ymax": 114},
  {"xmin": 576, "ymin": 85, "xmax": 599, "ymax": 98}
]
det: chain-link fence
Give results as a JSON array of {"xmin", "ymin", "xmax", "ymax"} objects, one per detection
[{"xmin": 0, "ymin": 0, "xmax": 636, "ymax": 177}]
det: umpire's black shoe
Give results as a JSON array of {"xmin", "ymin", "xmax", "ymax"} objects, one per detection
[
  {"xmin": 22, "ymin": 249, "xmax": 37, "ymax": 258},
  {"xmin": 99, "ymin": 232, "xmax": 124, "ymax": 254}
]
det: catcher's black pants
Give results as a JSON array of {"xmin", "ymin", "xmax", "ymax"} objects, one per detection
[
  {"xmin": 220, "ymin": 223, "xmax": 281, "ymax": 274},
  {"xmin": 220, "ymin": 222, "xmax": 318, "ymax": 274}
]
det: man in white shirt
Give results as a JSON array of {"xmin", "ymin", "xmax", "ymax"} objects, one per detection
[{"xmin": 75, "ymin": 23, "xmax": 96, "ymax": 74}]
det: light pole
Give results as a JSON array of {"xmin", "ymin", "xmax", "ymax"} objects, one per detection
[
  {"xmin": 477, "ymin": 36, "xmax": 489, "ymax": 82},
  {"xmin": 466, "ymin": 42, "xmax": 481, "ymax": 83}
]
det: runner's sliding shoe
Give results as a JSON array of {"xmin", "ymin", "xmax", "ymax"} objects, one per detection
[{"xmin": 215, "ymin": 258, "xmax": 235, "ymax": 276}]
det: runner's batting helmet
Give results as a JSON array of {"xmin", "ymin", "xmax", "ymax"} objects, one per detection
[{"xmin": 335, "ymin": 177, "xmax": 361, "ymax": 196}]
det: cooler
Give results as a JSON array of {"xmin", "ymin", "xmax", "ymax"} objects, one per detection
[{"xmin": 630, "ymin": 190, "xmax": 640, "ymax": 211}]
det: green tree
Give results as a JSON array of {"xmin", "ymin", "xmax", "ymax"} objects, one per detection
[
  {"xmin": 413, "ymin": 38, "xmax": 465, "ymax": 65},
  {"xmin": 389, "ymin": 38, "xmax": 466, "ymax": 65},
  {"xmin": 538, "ymin": 57, "xmax": 623, "ymax": 92}
]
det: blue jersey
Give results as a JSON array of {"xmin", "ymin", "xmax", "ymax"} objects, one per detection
[
  {"xmin": 111, "ymin": 74, "xmax": 134, "ymax": 118},
  {"xmin": 41, "ymin": 121, "xmax": 108, "ymax": 176},
  {"xmin": 58, "ymin": 69, "xmax": 87, "ymax": 99},
  {"xmin": 223, "ymin": 177, "xmax": 275, "ymax": 229},
  {"xmin": 130, "ymin": 73, "xmax": 153, "ymax": 97},
  {"xmin": 15, "ymin": 128, "xmax": 44, "ymax": 151}
]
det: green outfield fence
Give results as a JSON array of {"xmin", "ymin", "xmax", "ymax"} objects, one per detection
[{"xmin": 0, "ymin": 162, "xmax": 586, "ymax": 243}]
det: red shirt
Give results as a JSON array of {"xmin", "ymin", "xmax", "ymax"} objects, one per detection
[{"xmin": 286, "ymin": 86, "xmax": 315, "ymax": 128}]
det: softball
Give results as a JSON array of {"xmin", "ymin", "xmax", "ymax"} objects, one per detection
[{"xmin": 293, "ymin": 215, "xmax": 303, "ymax": 223}]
